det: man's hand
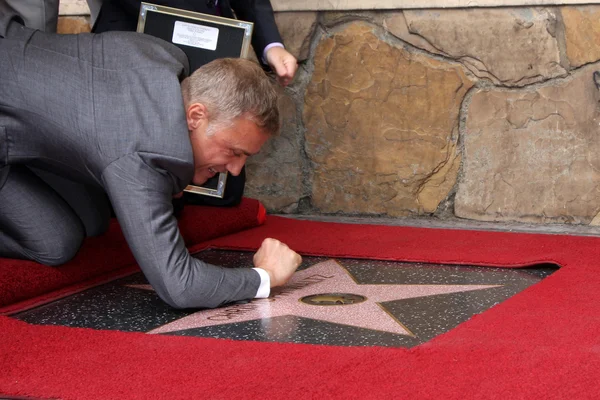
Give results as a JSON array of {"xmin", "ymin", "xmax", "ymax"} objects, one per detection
[
  {"xmin": 265, "ymin": 46, "xmax": 298, "ymax": 87},
  {"xmin": 253, "ymin": 238, "xmax": 301, "ymax": 287}
]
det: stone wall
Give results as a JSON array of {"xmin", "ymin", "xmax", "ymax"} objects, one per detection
[
  {"xmin": 242, "ymin": 6, "xmax": 600, "ymax": 227},
  {"xmin": 57, "ymin": 5, "xmax": 600, "ymax": 226}
]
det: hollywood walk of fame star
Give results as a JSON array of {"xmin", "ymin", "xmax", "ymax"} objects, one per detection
[{"xmin": 127, "ymin": 259, "xmax": 501, "ymax": 337}]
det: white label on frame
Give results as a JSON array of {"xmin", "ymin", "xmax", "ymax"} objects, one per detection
[{"xmin": 172, "ymin": 21, "xmax": 219, "ymax": 51}]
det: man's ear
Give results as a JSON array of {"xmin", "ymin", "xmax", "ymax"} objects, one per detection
[{"xmin": 186, "ymin": 103, "xmax": 209, "ymax": 131}]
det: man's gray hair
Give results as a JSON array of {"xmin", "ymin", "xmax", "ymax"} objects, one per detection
[{"xmin": 181, "ymin": 58, "xmax": 280, "ymax": 136}]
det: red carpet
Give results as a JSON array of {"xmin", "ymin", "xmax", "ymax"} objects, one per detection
[
  {"xmin": 2, "ymin": 216, "xmax": 600, "ymax": 399},
  {"xmin": 0, "ymin": 198, "xmax": 266, "ymax": 314}
]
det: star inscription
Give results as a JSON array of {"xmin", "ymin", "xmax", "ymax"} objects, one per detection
[{"xmin": 131, "ymin": 259, "xmax": 500, "ymax": 337}]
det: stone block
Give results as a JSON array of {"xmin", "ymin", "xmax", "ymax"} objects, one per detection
[
  {"xmin": 304, "ymin": 23, "xmax": 473, "ymax": 216},
  {"xmin": 57, "ymin": 16, "xmax": 91, "ymax": 34},
  {"xmin": 561, "ymin": 5, "xmax": 600, "ymax": 68},
  {"xmin": 456, "ymin": 63, "xmax": 600, "ymax": 224},
  {"xmin": 385, "ymin": 8, "xmax": 566, "ymax": 87}
]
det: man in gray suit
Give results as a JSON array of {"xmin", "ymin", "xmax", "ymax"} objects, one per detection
[{"xmin": 0, "ymin": 6, "xmax": 301, "ymax": 309}]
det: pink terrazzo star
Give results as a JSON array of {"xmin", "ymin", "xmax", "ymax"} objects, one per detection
[{"xmin": 131, "ymin": 259, "xmax": 500, "ymax": 336}]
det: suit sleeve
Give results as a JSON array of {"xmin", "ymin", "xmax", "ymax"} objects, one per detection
[
  {"xmin": 101, "ymin": 152, "xmax": 261, "ymax": 309},
  {"xmin": 229, "ymin": 0, "xmax": 283, "ymax": 59}
]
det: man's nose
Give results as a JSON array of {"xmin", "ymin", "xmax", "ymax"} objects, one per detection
[{"xmin": 226, "ymin": 156, "xmax": 247, "ymax": 176}]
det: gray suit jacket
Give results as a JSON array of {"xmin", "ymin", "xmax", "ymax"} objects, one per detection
[{"xmin": 0, "ymin": 6, "xmax": 260, "ymax": 309}]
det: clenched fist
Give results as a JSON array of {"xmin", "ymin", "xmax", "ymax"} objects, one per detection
[{"xmin": 253, "ymin": 238, "xmax": 302, "ymax": 287}]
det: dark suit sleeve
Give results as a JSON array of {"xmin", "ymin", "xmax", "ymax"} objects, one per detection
[
  {"xmin": 101, "ymin": 152, "xmax": 261, "ymax": 309},
  {"xmin": 228, "ymin": 0, "xmax": 283, "ymax": 59}
]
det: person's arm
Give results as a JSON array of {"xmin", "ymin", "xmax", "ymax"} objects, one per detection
[
  {"xmin": 229, "ymin": 0, "xmax": 297, "ymax": 86},
  {"xmin": 229, "ymin": 0, "xmax": 281, "ymax": 59},
  {"xmin": 102, "ymin": 152, "xmax": 262, "ymax": 309}
]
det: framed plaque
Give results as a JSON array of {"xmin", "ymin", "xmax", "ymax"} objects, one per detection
[{"xmin": 137, "ymin": 3, "xmax": 254, "ymax": 198}]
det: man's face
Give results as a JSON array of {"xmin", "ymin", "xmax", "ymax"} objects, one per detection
[{"xmin": 187, "ymin": 104, "xmax": 270, "ymax": 185}]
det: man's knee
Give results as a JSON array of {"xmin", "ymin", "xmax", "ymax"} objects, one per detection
[{"xmin": 27, "ymin": 224, "xmax": 85, "ymax": 266}]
